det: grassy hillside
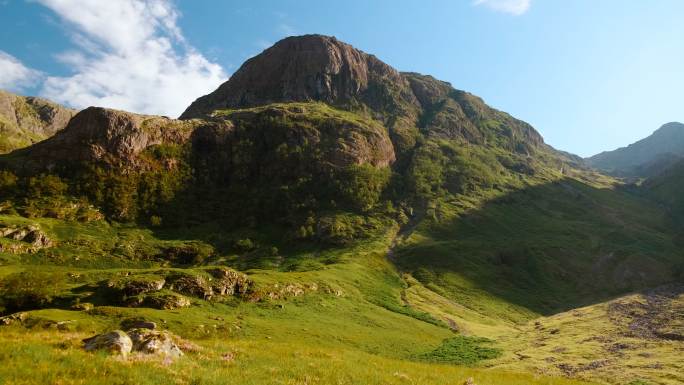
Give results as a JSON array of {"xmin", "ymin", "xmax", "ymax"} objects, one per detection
[
  {"xmin": 0, "ymin": 213, "xmax": 595, "ymax": 385},
  {"xmin": 1, "ymin": 34, "xmax": 682, "ymax": 384},
  {"xmin": 396, "ymin": 178, "xmax": 680, "ymax": 320},
  {"xmin": 0, "ymin": 98, "xmax": 681, "ymax": 384}
]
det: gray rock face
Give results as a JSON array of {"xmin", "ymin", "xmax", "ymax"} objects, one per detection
[
  {"xmin": 83, "ymin": 328, "xmax": 184, "ymax": 358},
  {"xmin": 180, "ymin": 34, "xmax": 416, "ymax": 119},
  {"xmin": 127, "ymin": 328, "xmax": 183, "ymax": 357},
  {"xmin": 144, "ymin": 293, "xmax": 191, "ymax": 310},
  {"xmin": 15, "ymin": 107, "xmax": 200, "ymax": 171},
  {"xmin": 167, "ymin": 273, "xmax": 214, "ymax": 299},
  {"xmin": 208, "ymin": 267, "xmax": 252, "ymax": 296},
  {"xmin": 0, "ymin": 90, "xmax": 76, "ymax": 153},
  {"xmin": 83, "ymin": 330, "xmax": 133, "ymax": 356},
  {"xmin": 117, "ymin": 277, "xmax": 166, "ymax": 296},
  {"xmin": 179, "ymin": 35, "xmax": 545, "ymax": 154}
]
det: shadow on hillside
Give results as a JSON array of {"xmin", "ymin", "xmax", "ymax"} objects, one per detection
[{"xmin": 393, "ymin": 177, "xmax": 684, "ymax": 317}]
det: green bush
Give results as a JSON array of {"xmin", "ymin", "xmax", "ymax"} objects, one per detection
[
  {"xmin": 0, "ymin": 170, "xmax": 17, "ymax": 197},
  {"xmin": 417, "ymin": 336, "xmax": 502, "ymax": 365},
  {"xmin": 0, "ymin": 271, "xmax": 66, "ymax": 313},
  {"xmin": 338, "ymin": 164, "xmax": 391, "ymax": 211},
  {"xmin": 26, "ymin": 174, "xmax": 68, "ymax": 199},
  {"xmin": 235, "ymin": 238, "xmax": 256, "ymax": 252}
]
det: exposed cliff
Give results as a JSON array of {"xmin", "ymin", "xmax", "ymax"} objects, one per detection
[{"xmin": 0, "ymin": 90, "xmax": 76, "ymax": 153}]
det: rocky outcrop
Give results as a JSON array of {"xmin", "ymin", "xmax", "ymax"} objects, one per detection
[
  {"xmin": 0, "ymin": 90, "xmax": 76, "ymax": 153},
  {"xmin": 0, "ymin": 224, "xmax": 52, "ymax": 253},
  {"xmin": 108, "ymin": 276, "xmax": 166, "ymax": 297},
  {"xmin": 144, "ymin": 292, "xmax": 191, "ymax": 310},
  {"xmin": 167, "ymin": 273, "xmax": 214, "ymax": 299},
  {"xmin": 403, "ymin": 72, "xmax": 544, "ymax": 151},
  {"xmin": 83, "ymin": 328, "xmax": 184, "ymax": 358},
  {"xmin": 181, "ymin": 34, "xmax": 418, "ymax": 120},
  {"xmin": 0, "ymin": 312, "xmax": 28, "ymax": 326},
  {"xmin": 103, "ymin": 269, "xmax": 249, "ymax": 308},
  {"xmin": 13, "ymin": 107, "xmax": 203, "ymax": 171},
  {"xmin": 208, "ymin": 267, "xmax": 252, "ymax": 296}
]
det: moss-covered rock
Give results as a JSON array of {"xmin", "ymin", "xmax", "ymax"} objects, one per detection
[{"xmin": 82, "ymin": 330, "xmax": 132, "ymax": 356}]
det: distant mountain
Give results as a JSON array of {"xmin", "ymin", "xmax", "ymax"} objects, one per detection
[
  {"xmin": 0, "ymin": 90, "xmax": 77, "ymax": 154},
  {"xmin": 585, "ymin": 122, "xmax": 684, "ymax": 177}
]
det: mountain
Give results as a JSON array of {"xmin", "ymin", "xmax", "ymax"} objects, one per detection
[
  {"xmin": 181, "ymin": 35, "xmax": 549, "ymax": 160},
  {"xmin": 0, "ymin": 35, "xmax": 682, "ymax": 385},
  {"xmin": 1, "ymin": 34, "xmax": 571, "ymax": 229},
  {"xmin": 0, "ymin": 90, "xmax": 76, "ymax": 153},
  {"xmin": 585, "ymin": 122, "xmax": 684, "ymax": 177}
]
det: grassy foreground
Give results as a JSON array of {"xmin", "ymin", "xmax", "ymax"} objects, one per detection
[{"xmin": 0, "ymin": 214, "xmax": 594, "ymax": 385}]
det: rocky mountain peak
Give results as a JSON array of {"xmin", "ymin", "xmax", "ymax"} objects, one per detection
[
  {"xmin": 652, "ymin": 121, "xmax": 684, "ymax": 136},
  {"xmin": 180, "ymin": 34, "xmax": 415, "ymax": 119},
  {"xmin": 0, "ymin": 90, "xmax": 77, "ymax": 153}
]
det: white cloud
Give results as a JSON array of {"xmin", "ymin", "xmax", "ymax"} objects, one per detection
[
  {"xmin": 474, "ymin": 0, "xmax": 531, "ymax": 15},
  {"xmin": 0, "ymin": 51, "xmax": 42, "ymax": 91},
  {"xmin": 36, "ymin": 0, "xmax": 226, "ymax": 117}
]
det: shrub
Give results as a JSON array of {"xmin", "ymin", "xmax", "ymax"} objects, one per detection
[
  {"xmin": 338, "ymin": 164, "xmax": 391, "ymax": 211},
  {"xmin": 417, "ymin": 336, "xmax": 502, "ymax": 365},
  {"xmin": 234, "ymin": 238, "xmax": 256, "ymax": 252},
  {"xmin": 26, "ymin": 174, "xmax": 68, "ymax": 199},
  {"xmin": 150, "ymin": 215, "xmax": 163, "ymax": 227},
  {"xmin": 0, "ymin": 271, "xmax": 66, "ymax": 313},
  {"xmin": 0, "ymin": 170, "xmax": 18, "ymax": 197}
]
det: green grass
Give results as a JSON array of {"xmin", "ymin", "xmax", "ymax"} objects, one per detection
[
  {"xmin": 0, "ymin": 211, "xmax": 597, "ymax": 385},
  {"xmin": 396, "ymin": 178, "xmax": 681, "ymax": 321},
  {"xmin": 417, "ymin": 336, "xmax": 502, "ymax": 365}
]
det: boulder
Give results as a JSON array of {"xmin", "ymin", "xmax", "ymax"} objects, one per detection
[
  {"xmin": 0, "ymin": 312, "xmax": 28, "ymax": 326},
  {"xmin": 0, "ymin": 225, "xmax": 53, "ymax": 252},
  {"xmin": 144, "ymin": 293, "xmax": 191, "ymax": 310},
  {"xmin": 8, "ymin": 229, "xmax": 28, "ymax": 241},
  {"xmin": 208, "ymin": 268, "xmax": 252, "ymax": 296},
  {"xmin": 127, "ymin": 328, "xmax": 183, "ymax": 357},
  {"xmin": 71, "ymin": 302, "xmax": 94, "ymax": 311},
  {"xmin": 83, "ymin": 330, "xmax": 133, "ymax": 356},
  {"xmin": 24, "ymin": 229, "xmax": 52, "ymax": 248},
  {"xmin": 109, "ymin": 275, "xmax": 165, "ymax": 296},
  {"xmin": 167, "ymin": 273, "xmax": 213, "ymax": 299}
]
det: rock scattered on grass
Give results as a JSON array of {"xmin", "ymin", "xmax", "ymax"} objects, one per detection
[
  {"xmin": 83, "ymin": 328, "xmax": 185, "ymax": 358},
  {"xmin": 0, "ymin": 224, "xmax": 52, "ymax": 253},
  {"xmin": 83, "ymin": 330, "xmax": 133, "ymax": 356},
  {"xmin": 127, "ymin": 328, "xmax": 183, "ymax": 357},
  {"xmin": 0, "ymin": 312, "xmax": 28, "ymax": 326}
]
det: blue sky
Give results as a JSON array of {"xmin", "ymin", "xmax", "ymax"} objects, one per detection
[{"xmin": 1, "ymin": 0, "xmax": 683, "ymax": 157}]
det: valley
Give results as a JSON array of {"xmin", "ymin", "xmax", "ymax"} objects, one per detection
[{"xmin": 0, "ymin": 35, "xmax": 682, "ymax": 385}]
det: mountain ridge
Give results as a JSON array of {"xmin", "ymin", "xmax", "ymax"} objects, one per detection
[
  {"xmin": 585, "ymin": 121, "xmax": 684, "ymax": 177},
  {"xmin": 0, "ymin": 90, "xmax": 77, "ymax": 153}
]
